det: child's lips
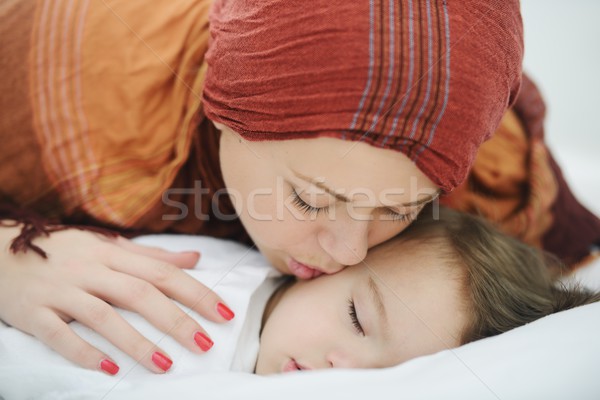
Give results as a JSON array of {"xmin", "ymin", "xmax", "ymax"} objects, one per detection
[
  {"xmin": 288, "ymin": 259, "xmax": 324, "ymax": 279},
  {"xmin": 282, "ymin": 359, "xmax": 310, "ymax": 373}
]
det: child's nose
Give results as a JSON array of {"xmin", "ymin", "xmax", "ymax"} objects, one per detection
[{"xmin": 325, "ymin": 349, "xmax": 364, "ymax": 369}]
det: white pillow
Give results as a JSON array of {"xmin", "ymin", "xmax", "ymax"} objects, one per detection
[
  {"xmin": 37, "ymin": 293, "xmax": 600, "ymax": 400},
  {"xmin": 3, "ymin": 242, "xmax": 598, "ymax": 400}
]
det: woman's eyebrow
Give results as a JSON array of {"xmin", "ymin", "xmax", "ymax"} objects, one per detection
[
  {"xmin": 400, "ymin": 191, "xmax": 440, "ymax": 207},
  {"xmin": 368, "ymin": 275, "xmax": 390, "ymax": 337},
  {"xmin": 292, "ymin": 170, "xmax": 440, "ymax": 207},
  {"xmin": 292, "ymin": 171, "xmax": 351, "ymax": 202}
]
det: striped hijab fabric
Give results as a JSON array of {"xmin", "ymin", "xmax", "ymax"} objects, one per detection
[
  {"xmin": 203, "ymin": 0, "xmax": 524, "ymax": 193},
  {"xmin": 0, "ymin": 0, "xmax": 213, "ymax": 228}
]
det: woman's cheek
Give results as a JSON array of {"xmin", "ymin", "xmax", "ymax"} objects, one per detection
[
  {"xmin": 238, "ymin": 198, "xmax": 286, "ymax": 250},
  {"xmin": 242, "ymin": 191, "xmax": 277, "ymax": 223},
  {"xmin": 359, "ymin": 219, "xmax": 405, "ymax": 251}
]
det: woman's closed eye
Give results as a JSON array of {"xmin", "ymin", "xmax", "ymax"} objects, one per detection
[
  {"xmin": 381, "ymin": 208, "xmax": 419, "ymax": 223},
  {"xmin": 290, "ymin": 187, "xmax": 330, "ymax": 216},
  {"xmin": 291, "ymin": 187, "xmax": 419, "ymax": 223},
  {"xmin": 347, "ymin": 298, "xmax": 365, "ymax": 336}
]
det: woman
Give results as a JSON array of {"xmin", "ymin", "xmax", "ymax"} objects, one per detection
[{"xmin": 0, "ymin": 0, "xmax": 598, "ymax": 375}]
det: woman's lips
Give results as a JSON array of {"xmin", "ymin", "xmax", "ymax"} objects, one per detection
[{"xmin": 288, "ymin": 259, "xmax": 324, "ymax": 279}]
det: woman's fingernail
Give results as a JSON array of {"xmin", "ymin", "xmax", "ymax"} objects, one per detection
[
  {"xmin": 194, "ymin": 332, "xmax": 214, "ymax": 352},
  {"xmin": 152, "ymin": 351, "xmax": 173, "ymax": 372},
  {"xmin": 99, "ymin": 358, "xmax": 119, "ymax": 376},
  {"xmin": 217, "ymin": 302, "xmax": 235, "ymax": 320}
]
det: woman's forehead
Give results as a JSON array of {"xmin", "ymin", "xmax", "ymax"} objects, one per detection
[{"xmin": 274, "ymin": 137, "xmax": 439, "ymax": 199}]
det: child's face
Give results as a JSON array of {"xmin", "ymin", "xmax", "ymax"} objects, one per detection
[{"xmin": 255, "ymin": 240, "xmax": 468, "ymax": 374}]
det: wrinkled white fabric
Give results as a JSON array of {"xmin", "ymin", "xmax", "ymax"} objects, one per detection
[
  {"xmin": 1, "ymin": 239, "xmax": 599, "ymax": 400},
  {"xmin": 0, "ymin": 235, "xmax": 282, "ymax": 399}
]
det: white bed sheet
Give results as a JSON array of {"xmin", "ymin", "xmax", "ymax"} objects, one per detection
[{"xmin": 0, "ymin": 235, "xmax": 282, "ymax": 399}]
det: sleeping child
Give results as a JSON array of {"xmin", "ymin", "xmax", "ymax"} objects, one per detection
[
  {"xmin": 0, "ymin": 207, "xmax": 598, "ymax": 396},
  {"xmin": 255, "ymin": 206, "xmax": 600, "ymax": 373}
]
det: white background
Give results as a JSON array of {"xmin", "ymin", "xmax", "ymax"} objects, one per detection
[{"xmin": 521, "ymin": 0, "xmax": 600, "ymax": 215}]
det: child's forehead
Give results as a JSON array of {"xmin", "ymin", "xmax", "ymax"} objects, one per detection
[
  {"xmin": 366, "ymin": 237, "xmax": 436, "ymax": 262},
  {"xmin": 361, "ymin": 238, "xmax": 455, "ymax": 280},
  {"xmin": 350, "ymin": 242, "xmax": 468, "ymax": 360}
]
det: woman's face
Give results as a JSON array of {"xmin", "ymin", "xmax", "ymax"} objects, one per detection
[
  {"xmin": 255, "ymin": 238, "xmax": 467, "ymax": 374},
  {"xmin": 217, "ymin": 123, "xmax": 439, "ymax": 278}
]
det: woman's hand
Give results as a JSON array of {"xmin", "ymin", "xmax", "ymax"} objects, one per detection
[{"xmin": 0, "ymin": 224, "xmax": 234, "ymax": 375}]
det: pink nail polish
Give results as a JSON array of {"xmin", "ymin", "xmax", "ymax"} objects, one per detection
[
  {"xmin": 217, "ymin": 302, "xmax": 235, "ymax": 320},
  {"xmin": 99, "ymin": 358, "xmax": 119, "ymax": 375},
  {"xmin": 194, "ymin": 332, "xmax": 214, "ymax": 352},
  {"xmin": 152, "ymin": 351, "xmax": 173, "ymax": 372}
]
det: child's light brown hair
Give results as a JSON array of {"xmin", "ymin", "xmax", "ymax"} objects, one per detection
[{"xmin": 398, "ymin": 206, "xmax": 600, "ymax": 344}]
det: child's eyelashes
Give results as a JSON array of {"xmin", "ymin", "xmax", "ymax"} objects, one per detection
[{"xmin": 347, "ymin": 298, "xmax": 365, "ymax": 336}]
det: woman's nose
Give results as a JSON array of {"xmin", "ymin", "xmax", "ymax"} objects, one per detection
[{"xmin": 317, "ymin": 218, "xmax": 369, "ymax": 267}]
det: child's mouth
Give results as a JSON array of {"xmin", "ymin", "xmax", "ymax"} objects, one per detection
[{"xmin": 282, "ymin": 358, "xmax": 309, "ymax": 373}]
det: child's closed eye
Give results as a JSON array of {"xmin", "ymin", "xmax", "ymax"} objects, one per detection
[{"xmin": 348, "ymin": 298, "xmax": 365, "ymax": 336}]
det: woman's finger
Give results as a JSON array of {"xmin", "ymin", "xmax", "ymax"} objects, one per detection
[
  {"xmin": 88, "ymin": 269, "xmax": 215, "ymax": 354},
  {"xmin": 104, "ymin": 247, "xmax": 234, "ymax": 324},
  {"xmin": 29, "ymin": 308, "xmax": 121, "ymax": 376},
  {"xmin": 112, "ymin": 236, "xmax": 200, "ymax": 270},
  {"xmin": 51, "ymin": 289, "xmax": 175, "ymax": 374}
]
